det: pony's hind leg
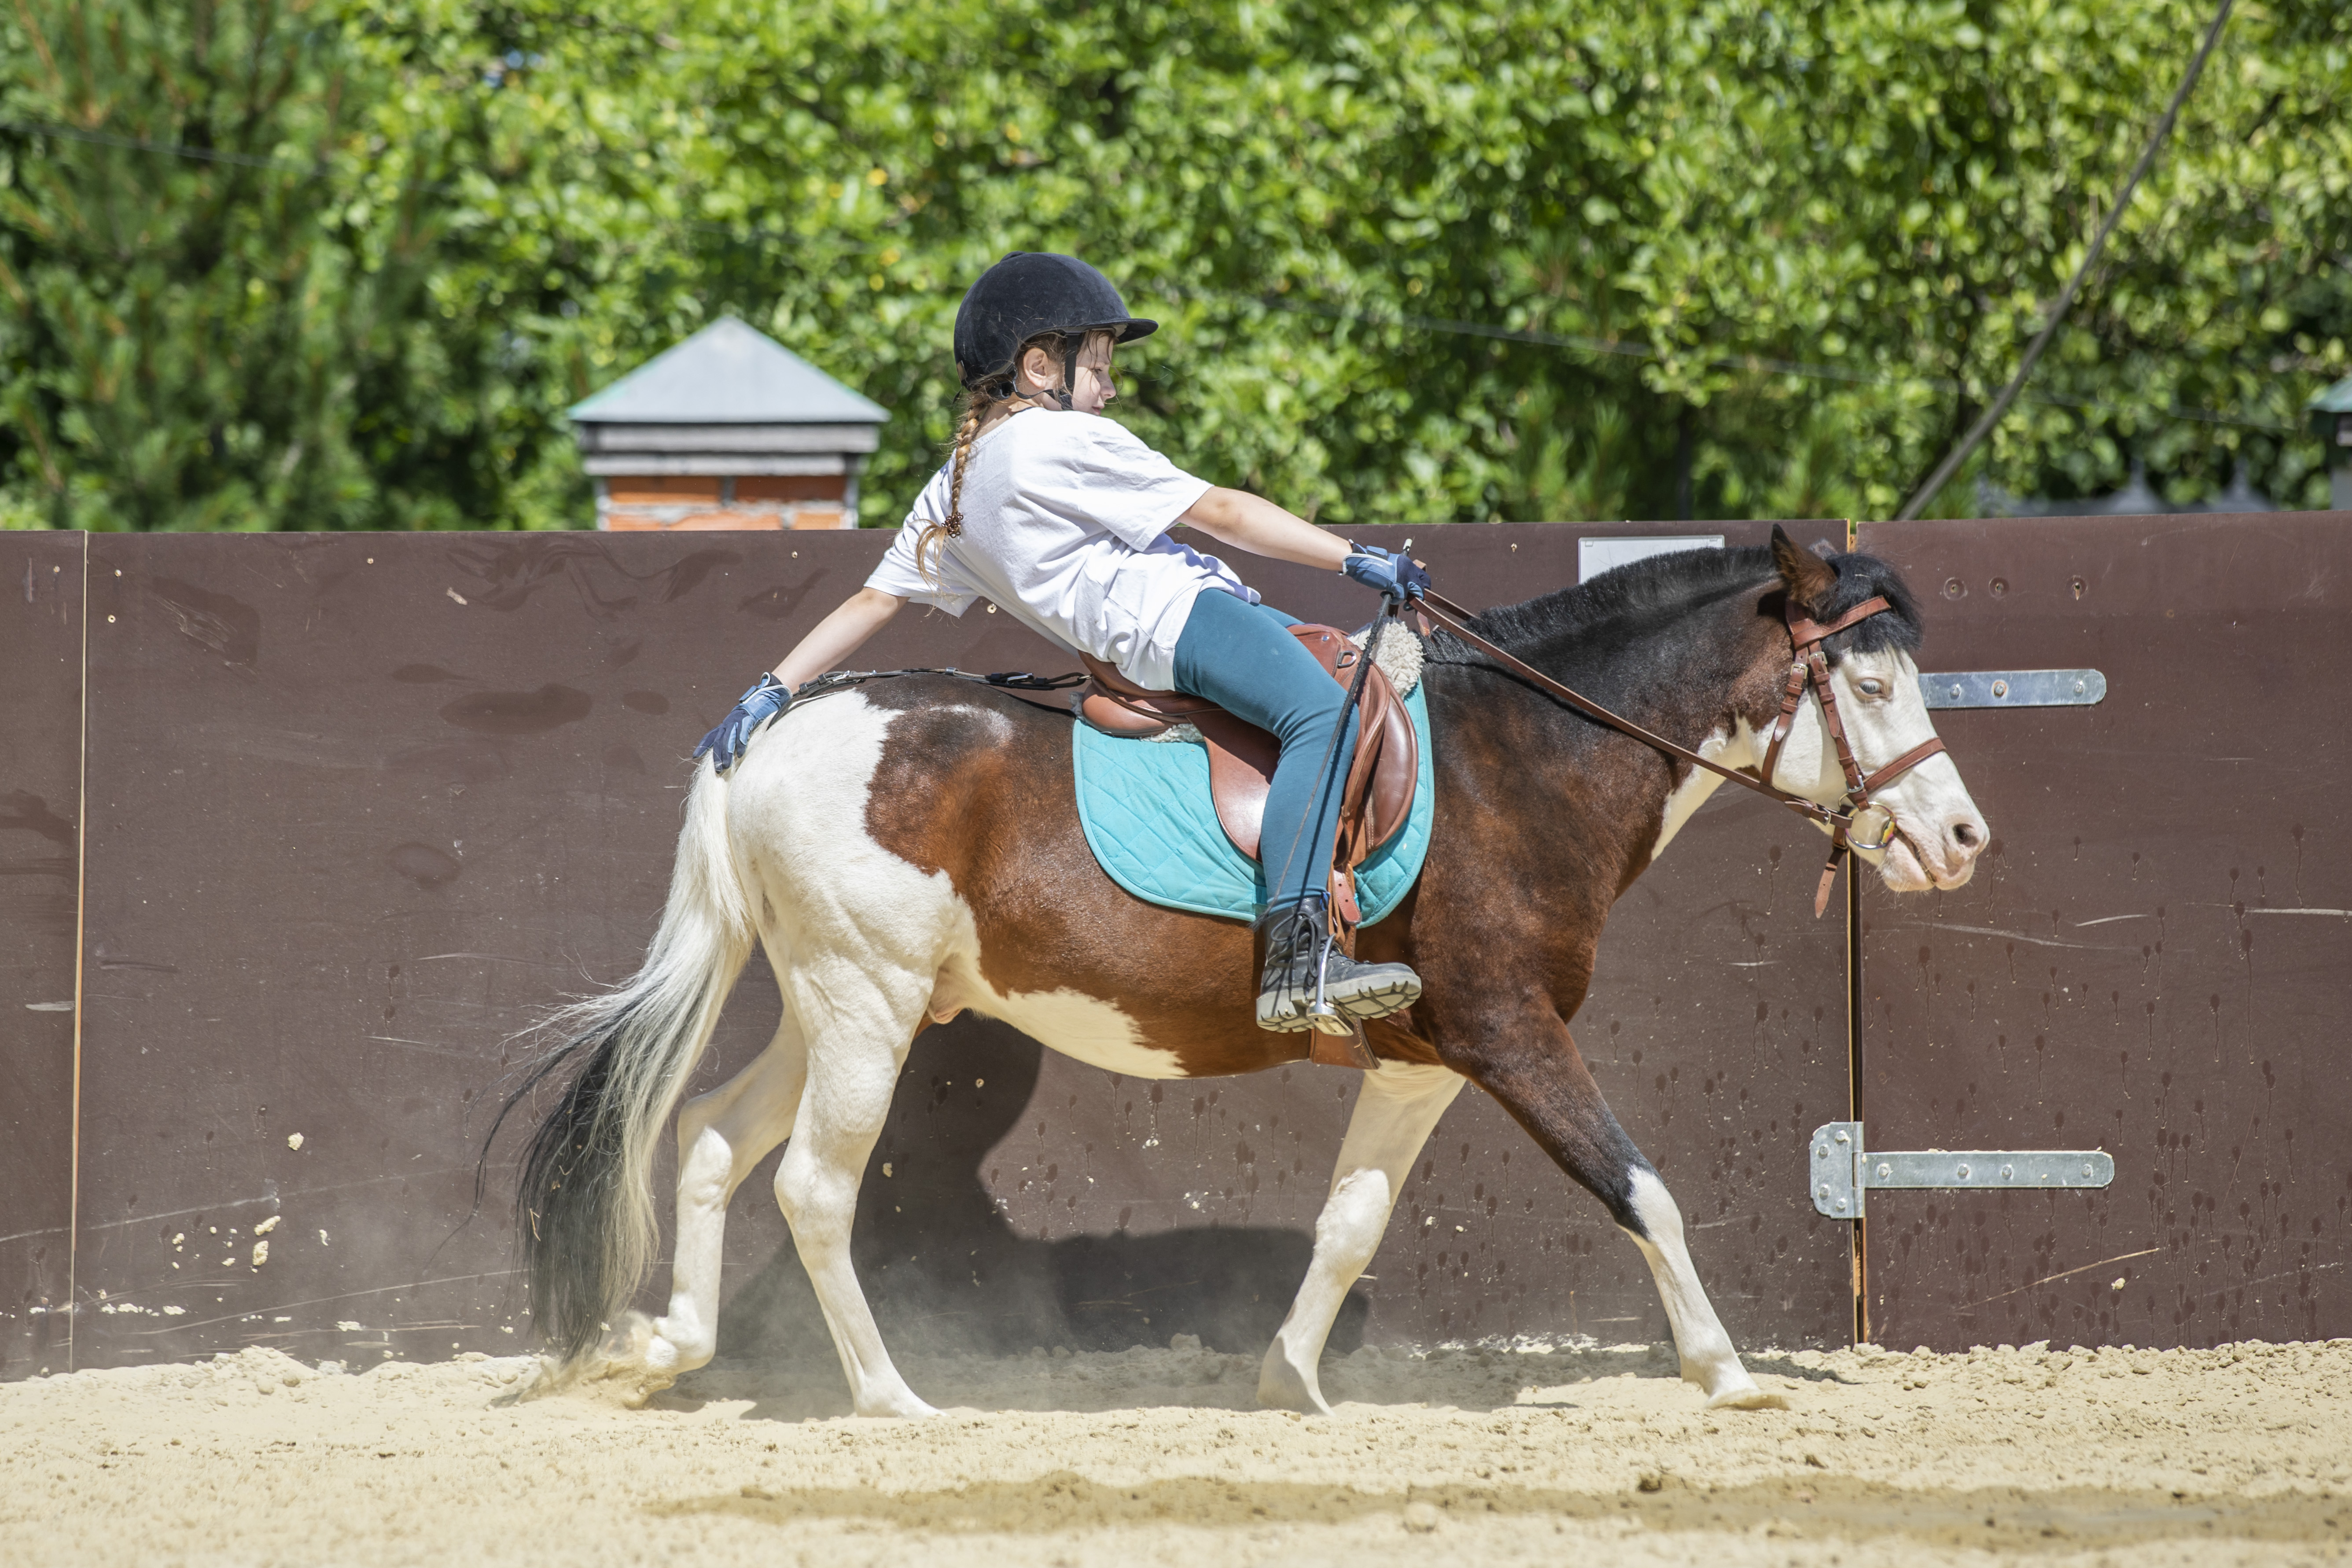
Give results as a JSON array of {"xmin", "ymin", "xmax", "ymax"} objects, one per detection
[
  {"xmin": 771, "ymin": 977, "xmax": 935, "ymax": 1418},
  {"xmin": 1465, "ymin": 1021, "xmax": 1783, "ymax": 1411},
  {"xmin": 584, "ymin": 1010, "xmax": 807, "ymax": 1403},
  {"xmin": 658, "ymin": 1008, "xmax": 811, "ymax": 1369},
  {"xmin": 1260, "ymin": 1062, "xmax": 1466, "ymax": 1415}
]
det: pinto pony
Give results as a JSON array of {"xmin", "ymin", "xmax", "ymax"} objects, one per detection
[{"xmin": 502, "ymin": 530, "xmax": 1986, "ymax": 1416}]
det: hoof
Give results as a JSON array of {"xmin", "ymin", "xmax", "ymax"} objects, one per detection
[
  {"xmin": 1256, "ymin": 1346, "xmax": 1332, "ymax": 1416},
  {"xmin": 1704, "ymin": 1380, "xmax": 1788, "ymax": 1411},
  {"xmin": 852, "ymin": 1391, "xmax": 940, "ymax": 1420},
  {"xmin": 548, "ymin": 1310, "xmax": 684, "ymax": 1409}
]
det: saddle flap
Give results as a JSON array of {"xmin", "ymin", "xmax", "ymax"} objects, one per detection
[
  {"xmin": 1339, "ymin": 655, "xmax": 1417, "ymax": 855},
  {"xmin": 1067, "ymin": 663, "xmax": 1435, "ymax": 936}
]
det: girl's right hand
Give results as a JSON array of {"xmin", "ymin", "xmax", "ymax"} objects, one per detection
[
  {"xmin": 1341, "ymin": 545, "xmax": 1432, "ymax": 601},
  {"xmin": 694, "ymin": 674, "xmax": 793, "ymax": 774}
]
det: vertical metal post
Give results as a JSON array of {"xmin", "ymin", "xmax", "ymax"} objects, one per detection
[
  {"xmin": 1846, "ymin": 832, "xmax": 1867, "ymax": 1346},
  {"xmin": 1843, "ymin": 514, "xmax": 1867, "ymax": 1347}
]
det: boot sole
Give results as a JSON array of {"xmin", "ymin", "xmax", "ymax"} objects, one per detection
[
  {"xmin": 1257, "ymin": 972, "xmax": 1423, "ymax": 1032},
  {"xmin": 1329, "ymin": 971, "xmax": 1422, "ymax": 1022}
]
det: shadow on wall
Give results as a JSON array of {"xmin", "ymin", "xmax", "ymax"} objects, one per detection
[{"xmin": 714, "ymin": 1018, "xmax": 1366, "ymax": 1368}]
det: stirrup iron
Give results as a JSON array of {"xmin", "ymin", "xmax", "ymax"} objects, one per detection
[{"xmin": 1303, "ymin": 950, "xmax": 1350, "ymax": 1036}]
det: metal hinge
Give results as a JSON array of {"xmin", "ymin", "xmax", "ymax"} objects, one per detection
[
  {"xmin": 1919, "ymin": 670, "xmax": 2106, "ymax": 708},
  {"xmin": 1808, "ymin": 1122, "xmax": 2115, "ymax": 1218}
]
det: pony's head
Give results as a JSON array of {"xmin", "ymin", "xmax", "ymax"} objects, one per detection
[{"xmin": 1765, "ymin": 526, "xmax": 1988, "ymax": 894}]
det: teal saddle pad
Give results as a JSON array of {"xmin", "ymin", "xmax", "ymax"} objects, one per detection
[{"xmin": 1071, "ymin": 681, "xmax": 1434, "ymax": 925}]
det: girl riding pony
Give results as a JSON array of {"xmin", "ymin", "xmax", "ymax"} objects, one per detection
[{"xmin": 694, "ymin": 252, "xmax": 1431, "ymax": 1033}]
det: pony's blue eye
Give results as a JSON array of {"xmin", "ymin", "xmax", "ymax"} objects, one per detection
[{"xmin": 1859, "ymin": 678, "xmax": 1885, "ymax": 697}]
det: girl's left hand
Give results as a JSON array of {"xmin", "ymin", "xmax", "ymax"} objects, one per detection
[
  {"xmin": 1341, "ymin": 545, "xmax": 1432, "ymax": 601},
  {"xmin": 694, "ymin": 674, "xmax": 793, "ymax": 773}
]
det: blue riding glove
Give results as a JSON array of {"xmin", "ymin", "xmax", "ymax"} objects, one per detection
[
  {"xmin": 693, "ymin": 674, "xmax": 792, "ymax": 774},
  {"xmin": 1340, "ymin": 544, "xmax": 1432, "ymax": 601}
]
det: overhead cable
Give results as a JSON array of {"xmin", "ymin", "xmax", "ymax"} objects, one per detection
[{"xmin": 1895, "ymin": 0, "xmax": 2239, "ymax": 519}]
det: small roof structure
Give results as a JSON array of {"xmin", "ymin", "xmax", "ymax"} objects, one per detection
[
  {"xmin": 570, "ymin": 317, "xmax": 887, "ymax": 427},
  {"xmin": 568, "ymin": 317, "xmax": 887, "ymax": 478}
]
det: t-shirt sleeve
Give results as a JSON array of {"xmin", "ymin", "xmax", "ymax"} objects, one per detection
[
  {"xmin": 1027, "ymin": 417, "xmax": 1213, "ymax": 552},
  {"xmin": 864, "ymin": 479, "xmax": 983, "ymax": 614}
]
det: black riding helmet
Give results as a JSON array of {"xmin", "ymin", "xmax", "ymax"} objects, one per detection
[{"xmin": 953, "ymin": 253, "xmax": 1157, "ymax": 405}]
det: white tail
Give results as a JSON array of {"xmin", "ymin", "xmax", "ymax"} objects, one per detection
[{"xmin": 503, "ymin": 759, "xmax": 755, "ymax": 1362}]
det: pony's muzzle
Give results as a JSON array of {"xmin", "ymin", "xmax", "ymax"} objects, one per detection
[
  {"xmin": 1932, "ymin": 809, "xmax": 1989, "ymax": 886},
  {"xmin": 1882, "ymin": 807, "xmax": 1988, "ymax": 891}
]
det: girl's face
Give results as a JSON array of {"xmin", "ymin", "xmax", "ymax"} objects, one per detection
[
  {"xmin": 1069, "ymin": 334, "xmax": 1118, "ymax": 413},
  {"xmin": 1018, "ymin": 332, "xmax": 1118, "ymax": 414}
]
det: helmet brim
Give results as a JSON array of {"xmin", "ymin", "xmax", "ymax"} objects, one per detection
[
  {"xmin": 957, "ymin": 318, "xmax": 1159, "ymax": 390},
  {"xmin": 1064, "ymin": 317, "xmax": 1158, "ymax": 346}
]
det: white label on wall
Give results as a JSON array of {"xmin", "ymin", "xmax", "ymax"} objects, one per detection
[{"xmin": 1577, "ymin": 535, "xmax": 1725, "ymax": 584}]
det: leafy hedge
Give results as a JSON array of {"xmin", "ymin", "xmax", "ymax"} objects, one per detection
[{"xmin": 2, "ymin": 0, "xmax": 2346, "ymax": 530}]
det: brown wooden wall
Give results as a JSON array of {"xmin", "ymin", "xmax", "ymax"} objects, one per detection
[
  {"xmin": 3, "ymin": 524, "xmax": 1854, "ymax": 1376},
  {"xmin": 1855, "ymin": 514, "xmax": 2352, "ymax": 1351},
  {"xmin": 5, "ymin": 515, "xmax": 2345, "ymax": 1378},
  {"xmin": 0, "ymin": 534, "xmax": 83, "ymax": 1375}
]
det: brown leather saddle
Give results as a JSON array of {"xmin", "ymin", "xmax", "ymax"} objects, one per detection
[{"xmin": 1074, "ymin": 623, "xmax": 1418, "ymax": 931}]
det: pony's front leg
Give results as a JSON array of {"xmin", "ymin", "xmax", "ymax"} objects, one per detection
[
  {"xmin": 1617, "ymin": 1164, "xmax": 1783, "ymax": 1409},
  {"xmin": 1260, "ymin": 1062, "xmax": 1466, "ymax": 1415},
  {"xmin": 1463, "ymin": 1021, "xmax": 1784, "ymax": 1412}
]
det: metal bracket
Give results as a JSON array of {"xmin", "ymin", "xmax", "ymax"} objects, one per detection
[
  {"xmin": 1919, "ymin": 670, "xmax": 2106, "ymax": 709},
  {"xmin": 1809, "ymin": 1122, "xmax": 2115, "ymax": 1218}
]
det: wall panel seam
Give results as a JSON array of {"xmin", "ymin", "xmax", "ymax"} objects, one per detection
[{"xmin": 67, "ymin": 530, "xmax": 87, "ymax": 1373}]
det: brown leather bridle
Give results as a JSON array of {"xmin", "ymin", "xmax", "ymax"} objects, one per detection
[{"xmin": 1413, "ymin": 588, "xmax": 1947, "ymax": 917}]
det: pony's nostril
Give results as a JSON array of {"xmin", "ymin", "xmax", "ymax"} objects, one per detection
[{"xmin": 1950, "ymin": 819, "xmax": 1984, "ymax": 851}]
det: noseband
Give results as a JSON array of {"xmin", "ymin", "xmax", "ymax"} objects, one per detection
[{"xmin": 1415, "ymin": 589, "xmax": 1946, "ymax": 918}]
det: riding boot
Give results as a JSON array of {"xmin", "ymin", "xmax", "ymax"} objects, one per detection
[{"xmin": 1252, "ymin": 893, "xmax": 1423, "ymax": 1032}]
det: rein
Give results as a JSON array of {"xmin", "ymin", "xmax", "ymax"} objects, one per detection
[
  {"xmin": 790, "ymin": 667, "xmax": 1084, "ymax": 709},
  {"xmin": 1413, "ymin": 588, "xmax": 1946, "ymax": 917}
]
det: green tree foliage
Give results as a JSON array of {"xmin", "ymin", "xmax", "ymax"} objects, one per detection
[{"xmin": 2, "ymin": 0, "xmax": 2346, "ymax": 530}]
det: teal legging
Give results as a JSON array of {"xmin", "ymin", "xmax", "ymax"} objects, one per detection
[{"xmin": 1170, "ymin": 588, "xmax": 1362, "ymax": 908}]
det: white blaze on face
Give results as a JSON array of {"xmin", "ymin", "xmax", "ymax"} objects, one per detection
[
  {"xmin": 1826, "ymin": 649, "xmax": 1987, "ymax": 891},
  {"xmin": 1717, "ymin": 646, "xmax": 1987, "ymax": 893}
]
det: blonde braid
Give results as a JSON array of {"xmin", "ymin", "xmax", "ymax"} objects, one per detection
[
  {"xmin": 917, "ymin": 328, "xmax": 1102, "ymax": 583},
  {"xmin": 917, "ymin": 391, "xmax": 989, "ymax": 586}
]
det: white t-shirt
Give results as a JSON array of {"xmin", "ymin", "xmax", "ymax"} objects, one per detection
[{"xmin": 864, "ymin": 409, "xmax": 1256, "ymax": 689}]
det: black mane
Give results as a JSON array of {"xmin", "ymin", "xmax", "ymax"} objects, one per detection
[{"xmin": 1441, "ymin": 541, "xmax": 1924, "ymax": 662}]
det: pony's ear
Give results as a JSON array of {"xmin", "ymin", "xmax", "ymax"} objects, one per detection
[{"xmin": 1770, "ymin": 524, "xmax": 1839, "ymax": 613}]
